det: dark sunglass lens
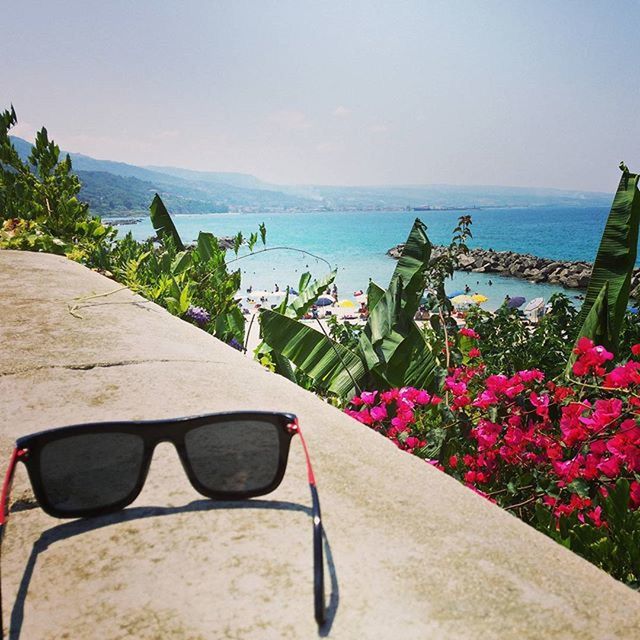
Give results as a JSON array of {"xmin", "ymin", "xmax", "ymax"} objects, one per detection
[
  {"xmin": 39, "ymin": 433, "xmax": 145, "ymax": 513},
  {"xmin": 184, "ymin": 419, "xmax": 282, "ymax": 493}
]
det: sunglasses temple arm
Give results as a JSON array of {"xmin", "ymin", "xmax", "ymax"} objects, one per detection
[
  {"xmin": 0, "ymin": 447, "xmax": 23, "ymax": 639},
  {"xmin": 294, "ymin": 425, "xmax": 326, "ymax": 626}
]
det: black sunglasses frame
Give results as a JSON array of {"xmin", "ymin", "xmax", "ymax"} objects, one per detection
[
  {"xmin": 0, "ymin": 411, "xmax": 326, "ymax": 633},
  {"xmin": 16, "ymin": 411, "xmax": 295, "ymax": 518}
]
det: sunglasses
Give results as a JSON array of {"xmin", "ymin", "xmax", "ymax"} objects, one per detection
[{"xmin": 0, "ymin": 411, "xmax": 325, "ymax": 634}]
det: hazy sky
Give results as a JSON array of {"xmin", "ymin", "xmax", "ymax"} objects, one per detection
[{"xmin": 3, "ymin": 1, "xmax": 639, "ymax": 191}]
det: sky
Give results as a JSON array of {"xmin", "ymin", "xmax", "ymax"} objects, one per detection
[{"xmin": 2, "ymin": 1, "xmax": 639, "ymax": 192}]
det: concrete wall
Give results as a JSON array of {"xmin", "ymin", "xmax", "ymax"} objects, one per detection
[{"xmin": 1, "ymin": 250, "xmax": 638, "ymax": 639}]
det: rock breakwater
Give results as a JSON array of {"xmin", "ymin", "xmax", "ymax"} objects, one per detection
[{"xmin": 387, "ymin": 244, "xmax": 640, "ymax": 294}]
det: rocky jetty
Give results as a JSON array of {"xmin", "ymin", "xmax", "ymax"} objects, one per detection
[{"xmin": 387, "ymin": 244, "xmax": 640, "ymax": 294}]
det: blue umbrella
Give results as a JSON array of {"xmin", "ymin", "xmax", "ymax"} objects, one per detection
[
  {"xmin": 316, "ymin": 296, "xmax": 334, "ymax": 307},
  {"xmin": 447, "ymin": 290, "xmax": 465, "ymax": 298},
  {"xmin": 508, "ymin": 296, "xmax": 526, "ymax": 309}
]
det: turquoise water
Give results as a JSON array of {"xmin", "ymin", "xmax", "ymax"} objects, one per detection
[{"xmin": 125, "ymin": 206, "xmax": 610, "ymax": 310}]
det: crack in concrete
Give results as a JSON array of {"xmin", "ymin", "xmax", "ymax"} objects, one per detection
[{"xmin": 0, "ymin": 358, "xmax": 229, "ymax": 378}]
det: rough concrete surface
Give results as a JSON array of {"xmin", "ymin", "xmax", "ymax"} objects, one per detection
[{"xmin": 0, "ymin": 250, "xmax": 639, "ymax": 639}]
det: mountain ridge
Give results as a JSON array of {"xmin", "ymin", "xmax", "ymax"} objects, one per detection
[{"xmin": 8, "ymin": 135, "xmax": 612, "ymax": 215}]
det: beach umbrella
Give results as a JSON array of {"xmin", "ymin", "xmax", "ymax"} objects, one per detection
[
  {"xmin": 451, "ymin": 294, "xmax": 476, "ymax": 306},
  {"xmin": 354, "ymin": 292, "xmax": 367, "ymax": 302},
  {"xmin": 508, "ymin": 296, "xmax": 526, "ymax": 309},
  {"xmin": 316, "ymin": 296, "xmax": 334, "ymax": 307},
  {"xmin": 447, "ymin": 290, "xmax": 465, "ymax": 298},
  {"xmin": 524, "ymin": 297, "xmax": 544, "ymax": 313},
  {"xmin": 337, "ymin": 299, "xmax": 356, "ymax": 308},
  {"xmin": 471, "ymin": 294, "xmax": 488, "ymax": 304}
]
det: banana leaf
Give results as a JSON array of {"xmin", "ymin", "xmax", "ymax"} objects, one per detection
[
  {"xmin": 384, "ymin": 321, "xmax": 438, "ymax": 389},
  {"xmin": 149, "ymin": 194, "xmax": 184, "ymax": 251},
  {"xmin": 389, "ymin": 218, "xmax": 431, "ymax": 314},
  {"xmin": 260, "ymin": 309, "xmax": 366, "ymax": 397},
  {"xmin": 357, "ymin": 220, "xmax": 435, "ymax": 386},
  {"xmin": 286, "ymin": 270, "xmax": 337, "ymax": 319},
  {"xmin": 298, "ymin": 271, "xmax": 312, "ymax": 293},
  {"xmin": 566, "ymin": 282, "xmax": 610, "ymax": 376},
  {"xmin": 367, "ymin": 280, "xmax": 385, "ymax": 312},
  {"xmin": 575, "ymin": 166, "xmax": 640, "ymax": 352}
]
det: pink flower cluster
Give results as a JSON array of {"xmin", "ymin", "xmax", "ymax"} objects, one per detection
[
  {"xmin": 345, "ymin": 337, "xmax": 640, "ymax": 530},
  {"xmin": 346, "ymin": 387, "xmax": 441, "ymax": 454},
  {"xmin": 572, "ymin": 337, "xmax": 613, "ymax": 377}
]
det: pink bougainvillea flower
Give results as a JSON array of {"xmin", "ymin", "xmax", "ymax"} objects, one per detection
[
  {"xmin": 370, "ymin": 404, "xmax": 388, "ymax": 422},
  {"xmin": 459, "ymin": 327, "xmax": 480, "ymax": 339},
  {"xmin": 380, "ymin": 389, "xmax": 399, "ymax": 404},
  {"xmin": 632, "ymin": 344, "xmax": 640, "ymax": 357},
  {"xmin": 360, "ymin": 390, "xmax": 378, "ymax": 405},
  {"xmin": 597, "ymin": 456, "xmax": 621, "ymax": 479},
  {"xmin": 468, "ymin": 347, "xmax": 481, "ymax": 358}
]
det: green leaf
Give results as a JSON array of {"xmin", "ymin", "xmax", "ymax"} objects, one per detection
[
  {"xmin": 259, "ymin": 309, "xmax": 366, "ymax": 397},
  {"xmin": 233, "ymin": 231, "xmax": 243, "ymax": 255},
  {"xmin": 367, "ymin": 280, "xmax": 385, "ymax": 312},
  {"xmin": 575, "ymin": 167, "xmax": 640, "ymax": 352},
  {"xmin": 149, "ymin": 194, "xmax": 184, "ymax": 251},
  {"xmin": 286, "ymin": 270, "xmax": 337, "ymax": 319},
  {"xmin": 298, "ymin": 271, "xmax": 312, "ymax": 293},
  {"xmin": 259, "ymin": 222, "xmax": 267, "ymax": 245},
  {"xmin": 196, "ymin": 231, "xmax": 222, "ymax": 261},
  {"xmin": 389, "ymin": 218, "xmax": 431, "ymax": 314},
  {"xmin": 271, "ymin": 350, "xmax": 298, "ymax": 383},
  {"xmin": 171, "ymin": 251, "xmax": 192, "ymax": 275},
  {"xmin": 385, "ymin": 320, "xmax": 437, "ymax": 389},
  {"xmin": 178, "ymin": 283, "xmax": 191, "ymax": 314}
]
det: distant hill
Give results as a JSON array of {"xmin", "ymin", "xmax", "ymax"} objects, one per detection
[
  {"xmin": 9, "ymin": 136, "xmax": 612, "ymax": 215},
  {"xmin": 76, "ymin": 171, "xmax": 229, "ymax": 214},
  {"xmin": 146, "ymin": 165, "xmax": 267, "ymax": 190}
]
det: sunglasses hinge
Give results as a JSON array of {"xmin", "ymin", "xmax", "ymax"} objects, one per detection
[
  {"xmin": 286, "ymin": 421, "xmax": 299, "ymax": 435},
  {"xmin": 16, "ymin": 448, "xmax": 29, "ymax": 460}
]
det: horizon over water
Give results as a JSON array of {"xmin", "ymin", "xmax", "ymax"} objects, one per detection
[{"xmin": 127, "ymin": 205, "xmax": 612, "ymax": 311}]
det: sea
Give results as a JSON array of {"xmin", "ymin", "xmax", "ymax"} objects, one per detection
[{"xmin": 124, "ymin": 205, "xmax": 611, "ymax": 311}]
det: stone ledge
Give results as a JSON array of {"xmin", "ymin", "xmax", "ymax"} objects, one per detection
[{"xmin": 1, "ymin": 250, "xmax": 639, "ymax": 639}]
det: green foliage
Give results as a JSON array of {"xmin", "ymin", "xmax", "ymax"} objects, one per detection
[
  {"xmin": 536, "ymin": 480, "xmax": 640, "ymax": 587},
  {"xmin": 574, "ymin": 164, "xmax": 640, "ymax": 354},
  {"xmin": 465, "ymin": 293, "xmax": 579, "ymax": 377},
  {"xmin": 0, "ymin": 106, "xmax": 116, "ymax": 265},
  {"xmin": 259, "ymin": 219, "xmax": 439, "ymax": 398},
  {"xmin": 110, "ymin": 195, "xmax": 265, "ymax": 345}
]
